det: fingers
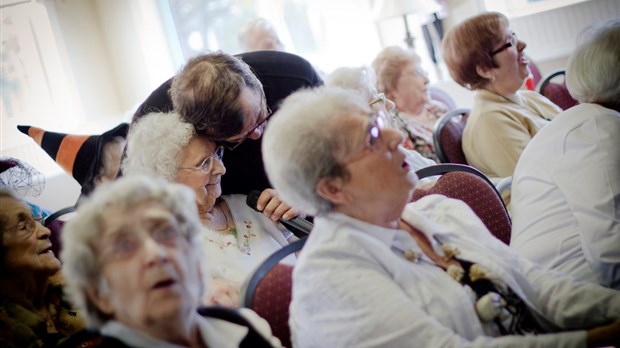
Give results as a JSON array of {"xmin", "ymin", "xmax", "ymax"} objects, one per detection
[{"xmin": 256, "ymin": 188, "xmax": 299, "ymax": 222}]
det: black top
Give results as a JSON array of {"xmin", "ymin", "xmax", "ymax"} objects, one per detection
[
  {"xmin": 132, "ymin": 50, "xmax": 323, "ymax": 195},
  {"xmin": 57, "ymin": 307, "xmax": 277, "ymax": 348}
]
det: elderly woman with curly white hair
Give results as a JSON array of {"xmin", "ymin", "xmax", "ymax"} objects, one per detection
[
  {"xmin": 510, "ymin": 19, "xmax": 620, "ymax": 289},
  {"xmin": 122, "ymin": 111, "xmax": 297, "ymax": 308},
  {"xmin": 262, "ymin": 85, "xmax": 620, "ymax": 348},
  {"xmin": 60, "ymin": 176, "xmax": 281, "ymax": 347}
]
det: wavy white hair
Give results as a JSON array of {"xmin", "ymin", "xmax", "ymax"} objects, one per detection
[
  {"xmin": 324, "ymin": 66, "xmax": 378, "ymax": 103},
  {"xmin": 262, "ymin": 86, "xmax": 368, "ymax": 215},
  {"xmin": 61, "ymin": 175, "xmax": 203, "ymax": 328},
  {"xmin": 566, "ymin": 18, "xmax": 620, "ymax": 106},
  {"xmin": 122, "ymin": 112, "xmax": 194, "ymax": 179}
]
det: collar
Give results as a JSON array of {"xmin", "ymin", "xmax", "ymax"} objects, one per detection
[
  {"xmin": 317, "ymin": 211, "xmax": 440, "ymax": 257},
  {"xmin": 100, "ymin": 313, "xmax": 248, "ymax": 348}
]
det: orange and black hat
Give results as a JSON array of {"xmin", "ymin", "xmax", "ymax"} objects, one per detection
[{"xmin": 17, "ymin": 123, "xmax": 129, "ymax": 192}]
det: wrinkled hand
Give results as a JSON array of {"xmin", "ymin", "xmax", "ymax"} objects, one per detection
[
  {"xmin": 203, "ymin": 278, "xmax": 240, "ymax": 308},
  {"xmin": 256, "ymin": 188, "xmax": 299, "ymax": 222},
  {"xmin": 586, "ymin": 319, "xmax": 620, "ymax": 348}
]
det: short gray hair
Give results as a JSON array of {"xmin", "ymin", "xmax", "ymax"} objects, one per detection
[
  {"xmin": 324, "ymin": 66, "xmax": 378, "ymax": 103},
  {"xmin": 122, "ymin": 112, "xmax": 194, "ymax": 180},
  {"xmin": 61, "ymin": 175, "xmax": 202, "ymax": 328},
  {"xmin": 566, "ymin": 18, "xmax": 620, "ymax": 106},
  {"xmin": 262, "ymin": 86, "xmax": 368, "ymax": 215},
  {"xmin": 170, "ymin": 51, "xmax": 267, "ymax": 141}
]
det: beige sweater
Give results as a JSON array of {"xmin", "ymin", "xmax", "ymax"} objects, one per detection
[{"xmin": 463, "ymin": 89, "xmax": 561, "ymax": 178}]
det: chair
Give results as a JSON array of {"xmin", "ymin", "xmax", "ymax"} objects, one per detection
[
  {"xmin": 432, "ymin": 108, "xmax": 470, "ymax": 164},
  {"xmin": 429, "ymin": 86, "xmax": 457, "ymax": 112},
  {"xmin": 414, "ymin": 164, "xmax": 512, "ymax": 244},
  {"xmin": 241, "ymin": 237, "xmax": 308, "ymax": 348},
  {"xmin": 45, "ymin": 205, "xmax": 76, "ymax": 257},
  {"xmin": 526, "ymin": 57, "xmax": 543, "ymax": 89},
  {"xmin": 538, "ymin": 69, "xmax": 579, "ymax": 110}
]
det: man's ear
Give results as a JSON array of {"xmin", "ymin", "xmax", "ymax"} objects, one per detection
[
  {"xmin": 316, "ymin": 177, "xmax": 350, "ymax": 206},
  {"xmin": 476, "ymin": 65, "xmax": 495, "ymax": 81},
  {"xmin": 85, "ymin": 281, "xmax": 114, "ymax": 316}
]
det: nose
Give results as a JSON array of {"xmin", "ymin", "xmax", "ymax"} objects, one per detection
[
  {"xmin": 36, "ymin": 221, "xmax": 52, "ymax": 239},
  {"xmin": 212, "ymin": 157, "xmax": 227, "ymax": 176},
  {"xmin": 383, "ymin": 127, "xmax": 404, "ymax": 150},
  {"xmin": 143, "ymin": 236, "xmax": 168, "ymax": 266},
  {"xmin": 517, "ymin": 39, "xmax": 527, "ymax": 51}
]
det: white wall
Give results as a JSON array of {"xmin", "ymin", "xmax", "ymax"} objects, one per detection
[{"xmin": 1, "ymin": 0, "xmax": 177, "ymax": 210}]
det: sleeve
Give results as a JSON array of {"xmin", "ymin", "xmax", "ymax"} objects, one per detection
[
  {"xmin": 293, "ymin": 240, "xmax": 587, "ymax": 348},
  {"xmin": 237, "ymin": 308, "xmax": 284, "ymax": 348},
  {"xmin": 554, "ymin": 115, "xmax": 620, "ymax": 289}
]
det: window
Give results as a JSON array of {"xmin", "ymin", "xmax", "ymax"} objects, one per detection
[
  {"xmin": 483, "ymin": 0, "xmax": 592, "ymax": 18},
  {"xmin": 164, "ymin": 0, "xmax": 382, "ymax": 74}
]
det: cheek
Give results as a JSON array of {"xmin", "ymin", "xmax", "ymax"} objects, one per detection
[
  {"xmin": 176, "ymin": 173, "xmax": 208, "ymax": 193},
  {"xmin": 105, "ymin": 266, "xmax": 145, "ymax": 320}
]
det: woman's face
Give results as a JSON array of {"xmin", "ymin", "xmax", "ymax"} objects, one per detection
[
  {"xmin": 391, "ymin": 61, "xmax": 429, "ymax": 115},
  {"xmin": 487, "ymin": 25, "xmax": 530, "ymax": 93},
  {"xmin": 0, "ymin": 196, "xmax": 61, "ymax": 277},
  {"xmin": 174, "ymin": 136, "xmax": 226, "ymax": 215},
  {"xmin": 91, "ymin": 201, "xmax": 201, "ymax": 329},
  {"xmin": 339, "ymin": 113, "xmax": 418, "ymax": 221}
]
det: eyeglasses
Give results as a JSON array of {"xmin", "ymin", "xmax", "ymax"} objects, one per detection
[
  {"xmin": 179, "ymin": 145, "xmax": 225, "ymax": 174},
  {"xmin": 344, "ymin": 113, "xmax": 385, "ymax": 164},
  {"xmin": 5, "ymin": 213, "xmax": 46, "ymax": 240},
  {"xmin": 369, "ymin": 93, "xmax": 398, "ymax": 128},
  {"xmin": 101, "ymin": 224, "xmax": 185, "ymax": 261},
  {"xmin": 222, "ymin": 106, "xmax": 272, "ymax": 151},
  {"xmin": 491, "ymin": 32, "xmax": 517, "ymax": 56}
]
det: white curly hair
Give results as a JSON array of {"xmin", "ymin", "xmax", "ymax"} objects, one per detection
[
  {"xmin": 61, "ymin": 175, "xmax": 203, "ymax": 328},
  {"xmin": 122, "ymin": 111, "xmax": 194, "ymax": 179}
]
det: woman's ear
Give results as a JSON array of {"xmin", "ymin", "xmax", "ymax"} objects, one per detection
[
  {"xmin": 85, "ymin": 280, "xmax": 114, "ymax": 316},
  {"xmin": 316, "ymin": 177, "xmax": 350, "ymax": 206},
  {"xmin": 476, "ymin": 65, "xmax": 495, "ymax": 81}
]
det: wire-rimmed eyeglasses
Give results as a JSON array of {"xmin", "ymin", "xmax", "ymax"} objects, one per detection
[
  {"xmin": 179, "ymin": 145, "xmax": 225, "ymax": 174},
  {"xmin": 344, "ymin": 112, "xmax": 386, "ymax": 164},
  {"xmin": 222, "ymin": 106, "xmax": 272, "ymax": 151}
]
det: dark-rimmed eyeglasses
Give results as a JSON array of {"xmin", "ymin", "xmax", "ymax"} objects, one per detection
[
  {"xmin": 491, "ymin": 32, "xmax": 517, "ymax": 56},
  {"xmin": 179, "ymin": 145, "xmax": 225, "ymax": 174},
  {"xmin": 344, "ymin": 113, "xmax": 385, "ymax": 164},
  {"xmin": 222, "ymin": 107, "xmax": 272, "ymax": 151}
]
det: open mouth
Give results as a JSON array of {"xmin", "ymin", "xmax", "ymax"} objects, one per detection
[
  {"xmin": 39, "ymin": 245, "xmax": 53, "ymax": 254},
  {"xmin": 402, "ymin": 160, "xmax": 410, "ymax": 171},
  {"xmin": 152, "ymin": 279, "xmax": 176, "ymax": 290}
]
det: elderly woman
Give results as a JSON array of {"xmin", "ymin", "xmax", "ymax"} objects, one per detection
[
  {"xmin": 0, "ymin": 190, "xmax": 83, "ymax": 348},
  {"xmin": 511, "ymin": 19, "xmax": 620, "ymax": 289},
  {"xmin": 123, "ymin": 111, "xmax": 296, "ymax": 307},
  {"xmin": 262, "ymin": 86, "xmax": 620, "ymax": 348},
  {"xmin": 442, "ymin": 12, "xmax": 562, "ymax": 178},
  {"xmin": 60, "ymin": 176, "xmax": 281, "ymax": 347},
  {"xmin": 372, "ymin": 46, "xmax": 446, "ymax": 161},
  {"xmin": 324, "ymin": 65, "xmax": 436, "ymax": 172}
]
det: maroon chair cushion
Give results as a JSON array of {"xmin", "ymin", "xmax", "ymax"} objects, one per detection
[
  {"xmin": 251, "ymin": 263, "xmax": 294, "ymax": 348},
  {"xmin": 541, "ymin": 82, "xmax": 579, "ymax": 110},
  {"xmin": 438, "ymin": 113, "xmax": 469, "ymax": 164},
  {"xmin": 412, "ymin": 171, "xmax": 512, "ymax": 244}
]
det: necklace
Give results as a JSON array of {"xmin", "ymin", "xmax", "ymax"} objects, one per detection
[{"xmin": 206, "ymin": 204, "xmax": 234, "ymax": 233}]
